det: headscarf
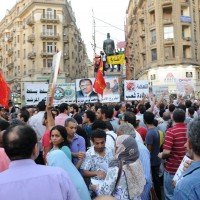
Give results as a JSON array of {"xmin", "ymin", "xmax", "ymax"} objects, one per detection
[{"xmin": 109, "ymin": 135, "xmax": 146, "ymax": 199}]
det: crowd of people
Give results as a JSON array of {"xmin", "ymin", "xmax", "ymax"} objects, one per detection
[{"xmin": 0, "ymin": 93, "xmax": 200, "ymax": 200}]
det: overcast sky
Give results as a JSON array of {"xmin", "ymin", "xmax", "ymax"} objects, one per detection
[{"xmin": 0, "ymin": 0, "xmax": 129, "ymax": 59}]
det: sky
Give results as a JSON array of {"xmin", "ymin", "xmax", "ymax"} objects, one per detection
[{"xmin": 0, "ymin": 0, "xmax": 129, "ymax": 60}]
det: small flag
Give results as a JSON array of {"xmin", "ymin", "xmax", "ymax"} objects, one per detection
[
  {"xmin": 0, "ymin": 72, "xmax": 10, "ymax": 108},
  {"xmin": 93, "ymin": 59, "xmax": 106, "ymax": 97}
]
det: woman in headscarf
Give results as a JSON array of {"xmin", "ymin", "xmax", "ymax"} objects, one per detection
[
  {"xmin": 94, "ymin": 135, "xmax": 146, "ymax": 200},
  {"xmin": 47, "ymin": 149, "xmax": 91, "ymax": 200}
]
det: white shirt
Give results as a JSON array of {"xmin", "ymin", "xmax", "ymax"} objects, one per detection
[{"xmin": 105, "ymin": 130, "xmax": 117, "ymax": 152}]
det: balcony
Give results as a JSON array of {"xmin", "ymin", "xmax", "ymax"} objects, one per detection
[
  {"xmin": 149, "ymin": 22, "xmax": 156, "ymax": 30},
  {"xmin": 27, "ymin": 52, "xmax": 36, "ymax": 59},
  {"xmin": 7, "ymin": 48, "xmax": 14, "ymax": 56},
  {"xmin": 164, "ymin": 38, "xmax": 174, "ymax": 44},
  {"xmin": 40, "ymin": 32, "xmax": 60, "ymax": 40},
  {"xmin": 150, "ymin": 39, "xmax": 156, "ymax": 45},
  {"xmin": 182, "ymin": 37, "xmax": 191, "ymax": 42},
  {"xmin": 0, "ymin": 56, "xmax": 3, "ymax": 62},
  {"xmin": 26, "ymin": 17, "xmax": 34, "ymax": 26},
  {"xmin": 148, "ymin": 1, "xmax": 155, "ymax": 12},
  {"xmin": 41, "ymin": 50, "xmax": 55, "ymax": 58},
  {"xmin": 162, "ymin": 0, "xmax": 172, "ymax": 6},
  {"xmin": 27, "ymin": 34, "xmax": 35, "ymax": 42},
  {"xmin": 63, "ymin": 52, "xmax": 69, "ymax": 60},
  {"xmin": 138, "ymin": 11, "xmax": 144, "ymax": 21},
  {"xmin": 140, "ymin": 49, "xmax": 146, "ymax": 55},
  {"xmin": 6, "ymin": 62, "xmax": 14, "ymax": 70},
  {"xmin": 40, "ymin": 14, "xmax": 59, "ymax": 23},
  {"xmin": 63, "ymin": 35, "xmax": 69, "ymax": 43},
  {"xmin": 42, "ymin": 68, "xmax": 51, "ymax": 74},
  {"xmin": 181, "ymin": 0, "xmax": 189, "ymax": 5},
  {"xmin": 163, "ymin": 17, "xmax": 173, "ymax": 24},
  {"xmin": 7, "ymin": 35, "xmax": 13, "ymax": 42}
]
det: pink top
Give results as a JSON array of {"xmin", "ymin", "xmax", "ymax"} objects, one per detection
[
  {"xmin": 55, "ymin": 113, "xmax": 69, "ymax": 126},
  {"xmin": 0, "ymin": 148, "xmax": 10, "ymax": 172}
]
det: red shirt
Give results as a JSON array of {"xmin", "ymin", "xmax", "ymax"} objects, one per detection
[
  {"xmin": 136, "ymin": 127, "xmax": 147, "ymax": 142},
  {"xmin": 163, "ymin": 123, "xmax": 187, "ymax": 174}
]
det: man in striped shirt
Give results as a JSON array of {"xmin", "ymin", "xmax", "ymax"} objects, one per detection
[{"xmin": 158, "ymin": 109, "xmax": 187, "ymax": 200}]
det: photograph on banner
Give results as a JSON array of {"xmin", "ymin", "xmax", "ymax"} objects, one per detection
[
  {"xmin": 54, "ymin": 83, "xmax": 76, "ymax": 105},
  {"xmin": 175, "ymin": 78, "xmax": 195, "ymax": 99},
  {"xmin": 25, "ymin": 83, "xmax": 48, "ymax": 105},
  {"xmin": 124, "ymin": 80, "xmax": 149, "ymax": 101},
  {"xmin": 76, "ymin": 78, "xmax": 99, "ymax": 103},
  {"xmin": 152, "ymin": 86, "xmax": 169, "ymax": 101},
  {"xmin": 100, "ymin": 76, "xmax": 120, "ymax": 103}
]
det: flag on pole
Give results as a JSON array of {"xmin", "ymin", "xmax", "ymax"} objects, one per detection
[
  {"xmin": 93, "ymin": 59, "xmax": 106, "ymax": 96},
  {"xmin": 0, "ymin": 72, "xmax": 10, "ymax": 108}
]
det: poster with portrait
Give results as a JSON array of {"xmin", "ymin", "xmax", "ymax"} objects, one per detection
[
  {"xmin": 152, "ymin": 86, "xmax": 169, "ymax": 101},
  {"xmin": 76, "ymin": 78, "xmax": 99, "ymax": 104},
  {"xmin": 25, "ymin": 83, "xmax": 48, "ymax": 105},
  {"xmin": 175, "ymin": 78, "xmax": 195, "ymax": 99},
  {"xmin": 54, "ymin": 83, "xmax": 76, "ymax": 105},
  {"xmin": 124, "ymin": 80, "xmax": 149, "ymax": 101},
  {"xmin": 100, "ymin": 76, "xmax": 120, "ymax": 103}
]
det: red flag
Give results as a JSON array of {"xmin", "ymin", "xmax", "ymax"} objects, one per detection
[
  {"xmin": 0, "ymin": 72, "xmax": 10, "ymax": 108},
  {"xmin": 93, "ymin": 59, "xmax": 106, "ymax": 96}
]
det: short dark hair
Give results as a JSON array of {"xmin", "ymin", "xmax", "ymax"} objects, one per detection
[
  {"xmin": 177, "ymin": 104, "xmax": 186, "ymax": 112},
  {"xmin": 85, "ymin": 110, "xmax": 96, "ymax": 122},
  {"xmin": 123, "ymin": 111, "xmax": 136, "ymax": 127},
  {"xmin": 143, "ymin": 111, "xmax": 155, "ymax": 124},
  {"xmin": 70, "ymin": 104, "xmax": 79, "ymax": 113},
  {"xmin": 187, "ymin": 118, "xmax": 200, "ymax": 156},
  {"xmin": 92, "ymin": 120, "xmax": 107, "ymax": 130},
  {"xmin": 59, "ymin": 103, "xmax": 69, "ymax": 113},
  {"xmin": 138, "ymin": 105, "xmax": 146, "ymax": 114},
  {"xmin": 188, "ymin": 107, "xmax": 195, "ymax": 116},
  {"xmin": 79, "ymin": 78, "xmax": 92, "ymax": 86},
  {"xmin": 50, "ymin": 125, "xmax": 70, "ymax": 148},
  {"xmin": 37, "ymin": 100, "xmax": 46, "ymax": 111},
  {"xmin": 3, "ymin": 125, "xmax": 37, "ymax": 161},
  {"xmin": 98, "ymin": 106, "xmax": 107, "ymax": 115},
  {"xmin": 43, "ymin": 112, "xmax": 55, "ymax": 120},
  {"xmin": 19, "ymin": 110, "xmax": 30, "ymax": 123},
  {"xmin": 185, "ymin": 100, "xmax": 192, "ymax": 108},
  {"xmin": 91, "ymin": 129, "xmax": 106, "ymax": 142},
  {"xmin": 169, "ymin": 104, "xmax": 176, "ymax": 113},
  {"xmin": 173, "ymin": 109, "xmax": 185, "ymax": 123},
  {"xmin": 105, "ymin": 108, "xmax": 114, "ymax": 119}
]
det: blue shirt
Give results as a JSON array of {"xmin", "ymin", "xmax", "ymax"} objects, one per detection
[
  {"xmin": 145, "ymin": 127, "xmax": 161, "ymax": 166},
  {"xmin": 173, "ymin": 160, "xmax": 200, "ymax": 200}
]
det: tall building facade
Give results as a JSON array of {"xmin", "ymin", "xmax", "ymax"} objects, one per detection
[
  {"xmin": 126, "ymin": 0, "xmax": 200, "ymax": 96},
  {"xmin": 0, "ymin": 0, "xmax": 91, "ymax": 105}
]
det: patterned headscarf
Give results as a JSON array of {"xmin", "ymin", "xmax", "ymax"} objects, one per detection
[{"xmin": 110, "ymin": 135, "xmax": 146, "ymax": 199}]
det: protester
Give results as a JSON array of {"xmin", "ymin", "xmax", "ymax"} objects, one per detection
[
  {"xmin": 55, "ymin": 103, "xmax": 70, "ymax": 126},
  {"xmin": 0, "ymin": 125, "xmax": 80, "ymax": 200}
]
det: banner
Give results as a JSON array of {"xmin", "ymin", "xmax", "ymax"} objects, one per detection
[
  {"xmin": 54, "ymin": 83, "xmax": 76, "ymax": 105},
  {"xmin": 152, "ymin": 86, "xmax": 169, "ymax": 101},
  {"xmin": 100, "ymin": 76, "xmax": 120, "ymax": 103},
  {"xmin": 76, "ymin": 78, "xmax": 99, "ymax": 103},
  {"xmin": 175, "ymin": 78, "xmax": 195, "ymax": 99},
  {"xmin": 124, "ymin": 80, "xmax": 149, "ymax": 101},
  {"xmin": 25, "ymin": 83, "xmax": 76, "ymax": 105},
  {"xmin": 107, "ymin": 54, "xmax": 125, "ymax": 65}
]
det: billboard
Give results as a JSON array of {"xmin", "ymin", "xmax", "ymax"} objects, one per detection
[{"xmin": 124, "ymin": 80, "xmax": 149, "ymax": 101}]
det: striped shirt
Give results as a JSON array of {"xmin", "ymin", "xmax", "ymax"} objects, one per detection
[{"xmin": 163, "ymin": 123, "xmax": 187, "ymax": 174}]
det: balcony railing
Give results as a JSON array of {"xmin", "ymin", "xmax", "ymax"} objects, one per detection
[
  {"xmin": 26, "ymin": 17, "xmax": 34, "ymax": 26},
  {"xmin": 183, "ymin": 37, "xmax": 191, "ymax": 41},
  {"xmin": 164, "ymin": 38, "xmax": 174, "ymax": 44},
  {"xmin": 28, "ymin": 52, "xmax": 36, "ymax": 59},
  {"xmin": 27, "ymin": 34, "xmax": 35, "ymax": 42},
  {"xmin": 163, "ymin": 18, "xmax": 173, "ymax": 24},
  {"xmin": 40, "ymin": 32, "xmax": 60, "ymax": 40},
  {"xmin": 41, "ymin": 50, "xmax": 56, "ymax": 57},
  {"xmin": 8, "ymin": 48, "xmax": 14, "ymax": 56},
  {"xmin": 162, "ymin": 0, "xmax": 172, "ymax": 5},
  {"xmin": 40, "ymin": 14, "xmax": 59, "ymax": 23},
  {"xmin": 6, "ymin": 62, "xmax": 14, "ymax": 70},
  {"xmin": 42, "ymin": 68, "xmax": 51, "ymax": 74}
]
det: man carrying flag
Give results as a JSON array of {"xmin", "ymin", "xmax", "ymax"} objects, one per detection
[
  {"xmin": 0, "ymin": 72, "xmax": 10, "ymax": 108},
  {"xmin": 93, "ymin": 59, "xmax": 106, "ymax": 97}
]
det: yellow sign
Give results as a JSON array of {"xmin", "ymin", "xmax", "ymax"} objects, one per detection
[{"xmin": 107, "ymin": 54, "xmax": 125, "ymax": 65}]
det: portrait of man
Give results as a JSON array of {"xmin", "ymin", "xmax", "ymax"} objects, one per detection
[{"xmin": 76, "ymin": 78, "xmax": 98, "ymax": 102}]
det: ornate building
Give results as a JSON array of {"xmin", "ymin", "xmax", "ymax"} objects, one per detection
[
  {"xmin": 0, "ymin": 0, "xmax": 91, "ymax": 105},
  {"xmin": 126, "ymin": 0, "xmax": 200, "ymax": 96}
]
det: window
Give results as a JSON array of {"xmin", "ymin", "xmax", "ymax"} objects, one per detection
[
  {"xmin": 47, "ymin": 59, "xmax": 52, "ymax": 68},
  {"xmin": 18, "ymin": 50, "xmax": 20, "ymax": 58},
  {"xmin": 23, "ymin": 49, "xmax": 26, "ymax": 59},
  {"xmin": 17, "ymin": 35, "xmax": 20, "ymax": 43},
  {"xmin": 47, "ymin": 42, "xmax": 53, "ymax": 52},
  {"xmin": 47, "ymin": 8, "xmax": 53, "ymax": 19},
  {"xmin": 183, "ymin": 45, "xmax": 191, "ymax": 59},
  {"xmin": 151, "ymin": 29, "xmax": 156, "ymax": 42},
  {"xmin": 164, "ymin": 26, "xmax": 174, "ymax": 39},
  {"xmin": 151, "ymin": 49, "xmax": 157, "ymax": 61},
  {"xmin": 46, "ymin": 25, "xmax": 53, "ymax": 35},
  {"xmin": 182, "ymin": 25, "xmax": 191, "ymax": 38},
  {"xmin": 198, "ymin": 72, "xmax": 200, "ymax": 79},
  {"xmin": 164, "ymin": 46, "xmax": 175, "ymax": 59}
]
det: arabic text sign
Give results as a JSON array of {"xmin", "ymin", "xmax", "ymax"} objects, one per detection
[
  {"xmin": 175, "ymin": 78, "xmax": 194, "ymax": 98},
  {"xmin": 124, "ymin": 80, "xmax": 149, "ymax": 101},
  {"xmin": 25, "ymin": 83, "xmax": 48, "ymax": 105},
  {"xmin": 107, "ymin": 54, "xmax": 125, "ymax": 65},
  {"xmin": 100, "ymin": 76, "xmax": 120, "ymax": 103},
  {"xmin": 54, "ymin": 83, "xmax": 76, "ymax": 105},
  {"xmin": 152, "ymin": 86, "xmax": 169, "ymax": 101},
  {"xmin": 76, "ymin": 78, "xmax": 99, "ymax": 104}
]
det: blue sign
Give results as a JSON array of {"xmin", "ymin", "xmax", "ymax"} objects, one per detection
[{"xmin": 180, "ymin": 16, "xmax": 191, "ymax": 23}]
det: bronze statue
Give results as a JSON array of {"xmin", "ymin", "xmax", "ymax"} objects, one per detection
[{"xmin": 103, "ymin": 33, "xmax": 115, "ymax": 56}]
